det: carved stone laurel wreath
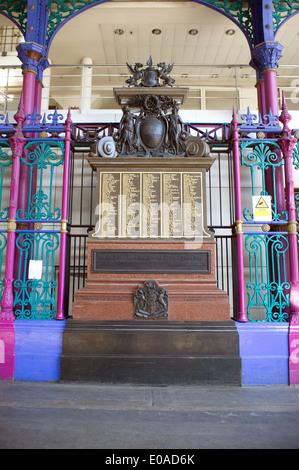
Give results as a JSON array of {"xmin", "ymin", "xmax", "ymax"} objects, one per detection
[{"xmin": 134, "ymin": 281, "xmax": 168, "ymax": 320}]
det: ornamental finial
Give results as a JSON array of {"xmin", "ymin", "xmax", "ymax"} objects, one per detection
[{"xmin": 279, "ymin": 90, "xmax": 292, "ymax": 134}]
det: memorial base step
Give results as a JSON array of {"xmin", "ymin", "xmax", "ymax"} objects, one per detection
[{"xmin": 60, "ymin": 320, "xmax": 242, "ymax": 385}]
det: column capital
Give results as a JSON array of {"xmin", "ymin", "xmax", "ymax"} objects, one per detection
[
  {"xmin": 250, "ymin": 41, "xmax": 283, "ymax": 74},
  {"xmin": 16, "ymin": 42, "xmax": 49, "ymax": 75}
]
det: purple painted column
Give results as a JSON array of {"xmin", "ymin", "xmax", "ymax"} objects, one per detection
[
  {"xmin": 0, "ymin": 103, "xmax": 26, "ymax": 320},
  {"xmin": 231, "ymin": 109, "xmax": 247, "ymax": 322},
  {"xmin": 56, "ymin": 109, "xmax": 72, "ymax": 320}
]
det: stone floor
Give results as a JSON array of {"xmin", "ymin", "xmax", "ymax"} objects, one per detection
[{"xmin": 0, "ymin": 381, "xmax": 298, "ymax": 450}]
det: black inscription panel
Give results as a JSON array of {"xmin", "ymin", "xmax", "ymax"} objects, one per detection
[{"xmin": 92, "ymin": 250, "xmax": 211, "ymax": 274}]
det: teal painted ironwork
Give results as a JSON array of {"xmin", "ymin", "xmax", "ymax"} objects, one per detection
[
  {"xmin": 240, "ymin": 140, "xmax": 288, "ymax": 222},
  {"xmin": 203, "ymin": 0, "xmax": 253, "ymax": 43},
  {"xmin": 0, "ymin": 142, "xmax": 12, "ymax": 220},
  {"xmin": 292, "ymin": 141, "xmax": 299, "ymax": 244},
  {"xmin": 296, "ymin": 194, "xmax": 299, "ymax": 224},
  {"xmin": 273, "ymin": 0, "xmax": 299, "ymax": 33},
  {"xmin": 293, "ymin": 140, "xmax": 299, "ymax": 169},
  {"xmin": 14, "ymin": 231, "xmax": 60, "ymax": 320},
  {"xmin": 245, "ymin": 233, "xmax": 290, "ymax": 322},
  {"xmin": 16, "ymin": 141, "xmax": 64, "ymax": 221},
  {"xmin": 0, "ymin": 1, "xmax": 27, "ymax": 34},
  {"xmin": 0, "ymin": 232, "xmax": 7, "ymax": 302}
]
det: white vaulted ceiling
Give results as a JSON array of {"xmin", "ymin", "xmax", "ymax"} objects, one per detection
[
  {"xmin": 50, "ymin": 2, "xmax": 251, "ymax": 65},
  {"xmin": 47, "ymin": 1, "xmax": 253, "ymax": 109}
]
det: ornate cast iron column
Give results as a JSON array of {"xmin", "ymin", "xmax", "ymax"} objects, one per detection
[
  {"xmin": 56, "ymin": 108, "xmax": 72, "ymax": 321},
  {"xmin": 250, "ymin": 2, "xmax": 286, "ymax": 221},
  {"xmin": 231, "ymin": 108, "xmax": 247, "ymax": 322},
  {"xmin": 278, "ymin": 94, "xmax": 299, "ymax": 323},
  {"xmin": 0, "ymin": 103, "xmax": 26, "ymax": 321}
]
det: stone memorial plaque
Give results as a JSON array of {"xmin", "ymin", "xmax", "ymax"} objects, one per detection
[
  {"xmin": 91, "ymin": 249, "xmax": 211, "ymax": 274},
  {"xmin": 99, "ymin": 172, "xmax": 120, "ymax": 237},
  {"xmin": 122, "ymin": 172, "xmax": 141, "ymax": 237},
  {"xmin": 142, "ymin": 172, "xmax": 161, "ymax": 237},
  {"xmin": 93, "ymin": 170, "xmax": 211, "ymax": 239}
]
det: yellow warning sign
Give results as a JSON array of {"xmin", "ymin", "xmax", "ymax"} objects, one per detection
[
  {"xmin": 256, "ymin": 197, "xmax": 269, "ymax": 208},
  {"xmin": 252, "ymin": 195, "xmax": 272, "ymax": 221}
]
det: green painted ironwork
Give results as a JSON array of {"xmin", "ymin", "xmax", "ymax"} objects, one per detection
[
  {"xmin": 245, "ymin": 233, "xmax": 290, "ymax": 322},
  {"xmin": 273, "ymin": 0, "xmax": 299, "ymax": 32},
  {"xmin": 0, "ymin": 1, "xmax": 27, "ymax": 34},
  {"xmin": 46, "ymin": 0, "xmax": 101, "ymax": 44},
  {"xmin": 241, "ymin": 140, "xmax": 288, "ymax": 222},
  {"xmin": 293, "ymin": 140, "xmax": 299, "ymax": 169},
  {"xmin": 203, "ymin": 0, "xmax": 253, "ymax": 43},
  {"xmin": 0, "ymin": 142, "xmax": 12, "ymax": 220},
  {"xmin": 16, "ymin": 140, "xmax": 64, "ymax": 221},
  {"xmin": 14, "ymin": 231, "xmax": 60, "ymax": 320}
]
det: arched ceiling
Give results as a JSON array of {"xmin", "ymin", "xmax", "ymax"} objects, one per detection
[
  {"xmin": 49, "ymin": 2, "xmax": 251, "ymax": 88},
  {"xmin": 1, "ymin": 1, "xmax": 299, "ymax": 111},
  {"xmin": 50, "ymin": 1, "xmax": 250, "ymax": 65}
]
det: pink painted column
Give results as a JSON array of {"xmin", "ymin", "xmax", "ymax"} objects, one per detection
[
  {"xmin": 278, "ymin": 94, "xmax": 299, "ymax": 385},
  {"xmin": 252, "ymin": 43, "xmax": 285, "ymax": 217},
  {"xmin": 263, "ymin": 69, "xmax": 286, "ymax": 219},
  {"xmin": 17, "ymin": 70, "xmax": 36, "ymax": 215},
  {"xmin": 56, "ymin": 109, "xmax": 72, "ymax": 320},
  {"xmin": 0, "ymin": 103, "xmax": 26, "ymax": 320},
  {"xmin": 13, "ymin": 70, "xmax": 37, "ymax": 308},
  {"xmin": 0, "ymin": 321, "xmax": 15, "ymax": 379},
  {"xmin": 256, "ymin": 74, "xmax": 266, "ymax": 118},
  {"xmin": 34, "ymin": 78, "xmax": 43, "ymax": 114},
  {"xmin": 27, "ymin": 77, "xmax": 43, "ymax": 228},
  {"xmin": 278, "ymin": 94, "xmax": 299, "ymax": 317},
  {"xmin": 289, "ymin": 324, "xmax": 299, "ymax": 384},
  {"xmin": 231, "ymin": 109, "xmax": 247, "ymax": 322}
]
